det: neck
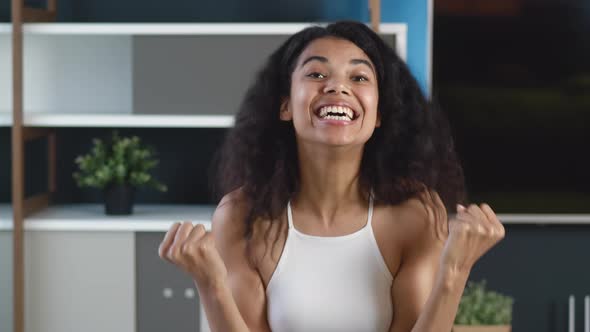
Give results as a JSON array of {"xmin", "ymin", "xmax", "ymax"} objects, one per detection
[{"xmin": 293, "ymin": 140, "xmax": 367, "ymax": 226}]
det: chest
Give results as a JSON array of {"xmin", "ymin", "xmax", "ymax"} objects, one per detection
[
  {"xmin": 248, "ymin": 206, "xmax": 403, "ymax": 289},
  {"xmin": 266, "ymin": 259, "xmax": 393, "ymax": 331}
]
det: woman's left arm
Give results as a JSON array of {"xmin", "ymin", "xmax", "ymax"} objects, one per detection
[{"xmin": 389, "ymin": 190, "xmax": 505, "ymax": 332}]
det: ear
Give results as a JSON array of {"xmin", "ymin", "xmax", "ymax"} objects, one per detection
[
  {"xmin": 279, "ymin": 97, "xmax": 292, "ymax": 121},
  {"xmin": 375, "ymin": 110, "xmax": 381, "ymax": 128}
]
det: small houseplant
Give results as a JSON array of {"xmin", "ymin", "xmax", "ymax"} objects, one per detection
[
  {"xmin": 73, "ymin": 131, "xmax": 167, "ymax": 215},
  {"xmin": 453, "ymin": 280, "xmax": 514, "ymax": 332}
]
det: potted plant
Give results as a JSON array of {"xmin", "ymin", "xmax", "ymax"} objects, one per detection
[
  {"xmin": 73, "ymin": 130, "xmax": 167, "ymax": 215},
  {"xmin": 453, "ymin": 280, "xmax": 514, "ymax": 332}
]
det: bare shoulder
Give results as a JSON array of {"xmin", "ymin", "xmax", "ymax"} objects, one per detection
[
  {"xmin": 211, "ymin": 188, "xmax": 250, "ymax": 240},
  {"xmin": 370, "ymin": 197, "xmax": 426, "ymax": 278},
  {"xmin": 375, "ymin": 197, "xmax": 430, "ymax": 242},
  {"xmin": 397, "ymin": 197, "xmax": 432, "ymax": 233},
  {"xmin": 372, "ymin": 195, "xmax": 439, "ymax": 269},
  {"xmin": 402, "ymin": 193, "xmax": 444, "ymax": 239},
  {"xmin": 210, "ymin": 188, "xmax": 255, "ymax": 273}
]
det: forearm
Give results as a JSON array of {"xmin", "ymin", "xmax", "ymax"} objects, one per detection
[
  {"xmin": 411, "ymin": 266, "xmax": 470, "ymax": 332},
  {"xmin": 197, "ymin": 282, "xmax": 251, "ymax": 332}
]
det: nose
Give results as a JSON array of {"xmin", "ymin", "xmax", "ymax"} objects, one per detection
[{"xmin": 322, "ymin": 77, "xmax": 351, "ymax": 95}]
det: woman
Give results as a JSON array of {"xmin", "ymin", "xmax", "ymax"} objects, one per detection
[{"xmin": 158, "ymin": 21, "xmax": 505, "ymax": 332}]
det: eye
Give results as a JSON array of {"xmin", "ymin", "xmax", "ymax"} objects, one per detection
[
  {"xmin": 352, "ymin": 75, "xmax": 369, "ymax": 82},
  {"xmin": 307, "ymin": 72, "xmax": 326, "ymax": 79}
]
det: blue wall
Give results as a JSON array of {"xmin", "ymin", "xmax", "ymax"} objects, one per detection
[
  {"xmin": 319, "ymin": 0, "xmax": 430, "ymax": 95},
  {"xmin": 1, "ymin": 0, "xmax": 430, "ymax": 94},
  {"xmin": 382, "ymin": 0, "xmax": 430, "ymax": 95}
]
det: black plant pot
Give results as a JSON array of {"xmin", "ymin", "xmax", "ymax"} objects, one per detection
[{"xmin": 104, "ymin": 183, "xmax": 136, "ymax": 215}]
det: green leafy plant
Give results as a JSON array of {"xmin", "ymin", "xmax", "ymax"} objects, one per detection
[
  {"xmin": 455, "ymin": 280, "xmax": 514, "ymax": 325},
  {"xmin": 73, "ymin": 131, "xmax": 167, "ymax": 192}
]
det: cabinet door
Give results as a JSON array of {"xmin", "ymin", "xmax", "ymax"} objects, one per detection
[
  {"xmin": 0, "ymin": 231, "xmax": 13, "ymax": 332},
  {"xmin": 136, "ymin": 232, "xmax": 210, "ymax": 332},
  {"xmin": 24, "ymin": 231, "xmax": 135, "ymax": 332},
  {"xmin": 469, "ymin": 224, "xmax": 590, "ymax": 332}
]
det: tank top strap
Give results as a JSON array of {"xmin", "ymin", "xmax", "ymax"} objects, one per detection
[
  {"xmin": 366, "ymin": 194, "xmax": 374, "ymax": 228},
  {"xmin": 287, "ymin": 200, "xmax": 294, "ymax": 229}
]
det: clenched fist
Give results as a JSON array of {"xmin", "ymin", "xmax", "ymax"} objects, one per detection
[
  {"xmin": 158, "ymin": 222, "xmax": 228, "ymax": 291},
  {"xmin": 421, "ymin": 190, "xmax": 505, "ymax": 274}
]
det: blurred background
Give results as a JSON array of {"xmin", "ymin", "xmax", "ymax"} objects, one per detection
[{"xmin": 434, "ymin": 0, "xmax": 590, "ymax": 213}]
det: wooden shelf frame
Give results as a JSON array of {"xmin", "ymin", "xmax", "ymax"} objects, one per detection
[{"xmin": 11, "ymin": 1, "xmax": 58, "ymax": 332}]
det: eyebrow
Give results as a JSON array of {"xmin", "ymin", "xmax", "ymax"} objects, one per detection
[{"xmin": 300, "ymin": 55, "xmax": 375, "ymax": 74}]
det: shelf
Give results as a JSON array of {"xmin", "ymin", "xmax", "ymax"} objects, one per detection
[
  {"xmin": 13, "ymin": 112, "xmax": 234, "ymax": 128},
  {"xmin": 0, "ymin": 204, "xmax": 215, "ymax": 231},
  {"xmin": 0, "ymin": 112, "xmax": 234, "ymax": 128},
  {"xmin": 0, "ymin": 22, "xmax": 407, "ymax": 36},
  {"xmin": 0, "ymin": 22, "xmax": 406, "ymax": 61},
  {"xmin": 0, "ymin": 112, "xmax": 10, "ymax": 127},
  {"xmin": 24, "ymin": 204, "xmax": 215, "ymax": 231},
  {"xmin": 497, "ymin": 214, "xmax": 590, "ymax": 224},
  {"xmin": 4, "ymin": 203, "xmax": 590, "ymax": 231}
]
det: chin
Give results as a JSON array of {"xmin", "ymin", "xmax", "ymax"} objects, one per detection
[
  {"xmin": 296, "ymin": 130, "xmax": 369, "ymax": 148},
  {"xmin": 317, "ymin": 136, "xmax": 361, "ymax": 147}
]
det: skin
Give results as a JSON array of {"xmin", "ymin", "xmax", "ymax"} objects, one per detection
[{"xmin": 158, "ymin": 37, "xmax": 505, "ymax": 332}]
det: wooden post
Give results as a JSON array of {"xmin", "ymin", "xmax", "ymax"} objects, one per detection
[
  {"xmin": 11, "ymin": 0, "xmax": 25, "ymax": 331},
  {"xmin": 11, "ymin": 0, "xmax": 58, "ymax": 330},
  {"xmin": 48, "ymin": 0, "xmax": 57, "ymax": 12},
  {"xmin": 369, "ymin": 0, "xmax": 381, "ymax": 32}
]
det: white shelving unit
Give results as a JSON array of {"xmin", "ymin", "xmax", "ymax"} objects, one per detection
[
  {"xmin": 23, "ymin": 203, "xmax": 215, "ymax": 231},
  {"xmin": 0, "ymin": 20, "xmax": 410, "ymax": 237},
  {"xmin": 0, "ymin": 22, "xmax": 407, "ymax": 128}
]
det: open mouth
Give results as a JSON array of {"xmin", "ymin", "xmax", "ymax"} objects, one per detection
[{"xmin": 315, "ymin": 105, "xmax": 359, "ymax": 122}]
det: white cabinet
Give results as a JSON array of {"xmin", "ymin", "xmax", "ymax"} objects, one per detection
[
  {"xmin": 0, "ymin": 231, "xmax": 13, "ymax": 332},
  {"xmin": 24, "ymin": 231, "xmax": 135, "ymax": 332},
  {"xmin": 17, "ymin": 204, "xmax": 214, "ymax": 332}
]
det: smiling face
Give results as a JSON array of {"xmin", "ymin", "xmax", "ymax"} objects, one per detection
[{"xmin": 280, "ymin": 37, "xmax": 380, "ymax": 147}]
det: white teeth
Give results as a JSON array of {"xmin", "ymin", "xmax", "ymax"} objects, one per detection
[
  {"xmin": 318, "ymin": 106, "xmax": 354, "ymax": 120},
  {"xmin": 324, "ymin": 115, "xmax": 349, "ymax": 121}
]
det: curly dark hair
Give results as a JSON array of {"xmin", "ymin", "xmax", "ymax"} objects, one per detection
[{"xmin": 212, "ymin": 20, "xmax": 466, "ymax": 236}]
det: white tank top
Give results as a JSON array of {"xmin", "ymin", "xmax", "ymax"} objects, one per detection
[{"xmin": 266, "ymin": 196, "xmax": 394, "ymax": 332}]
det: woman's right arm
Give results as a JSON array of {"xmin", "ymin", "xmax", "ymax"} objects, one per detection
[
  {"xmin": 207, "ymin": 192, "xmax": 272, "ymax": 332},
  {"xmin": 159, "ymin": 191, "xmax": 271, "ymax": 332}
]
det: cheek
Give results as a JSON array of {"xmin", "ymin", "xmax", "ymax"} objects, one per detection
[
  {"xmin": 360, "ymin": 87, "xmax": 379, "ymax": 117},
  {"xmin": 290, "ymin": 83, "xmax": 315, "ymax": 116}
]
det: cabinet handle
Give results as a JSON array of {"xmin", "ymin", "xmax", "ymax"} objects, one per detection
[
  {"xmin": 163, "ymin": 287, "xmax": 174, "ymax": 299},
  {"xmin": 585, "ymin": 295, "xmax": 589, "ymax": 332},
  {"xmin": 184, "ymin": 288, "xmax": 195, "ymax": 299},
  {"xmin": 570, "ymin": 295, "xmax": 576, "ymax": 332}
]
